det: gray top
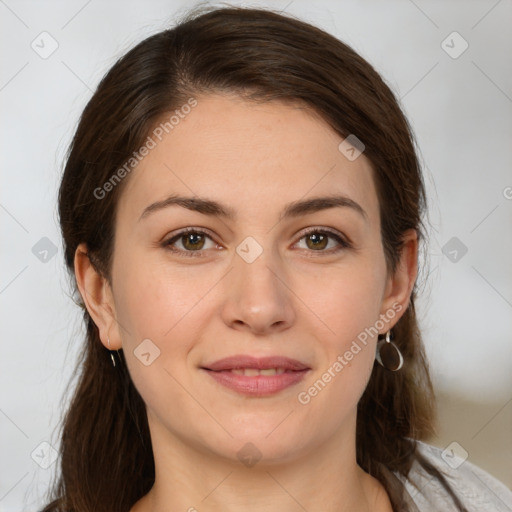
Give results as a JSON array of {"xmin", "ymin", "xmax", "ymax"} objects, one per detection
[{"xmin": 396, "ymin": 441, "xmax": 512, "ymax": 511}]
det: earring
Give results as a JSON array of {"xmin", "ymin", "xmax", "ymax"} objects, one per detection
[
  {"xmin": 107, "ymin": 336, "xmax": 116, "ymax": 368},
  {"xmin": 376, "ymin": 330, "xmax": 403, "ymax": 371}
]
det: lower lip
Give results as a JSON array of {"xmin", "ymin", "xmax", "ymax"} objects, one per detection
[{"xmin": 202, "ymin": 369, "xmax": 309, "ymax": 396}]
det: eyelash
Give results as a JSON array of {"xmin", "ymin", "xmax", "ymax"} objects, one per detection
[{"xmin": 162, "ymin": 227, "xmax": 351, "ymax": 258}]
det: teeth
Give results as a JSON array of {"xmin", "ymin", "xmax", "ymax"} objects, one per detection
[{"xmin": 230, "ymin": 368, "xmax": 287, "ymax": 376}]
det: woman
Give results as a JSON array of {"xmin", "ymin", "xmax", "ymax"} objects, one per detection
[{"xmin": 41, "ymin": 5, "xmax": 512, "ymax": 512}]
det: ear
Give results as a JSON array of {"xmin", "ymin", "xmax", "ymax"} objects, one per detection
[
  {"xmin": 74, "ymin": 242, "xmax": 122, "ymax": 350},
  {"xmin": 379, "ymin": 229, "xmax": 418, "ymax": 329}
]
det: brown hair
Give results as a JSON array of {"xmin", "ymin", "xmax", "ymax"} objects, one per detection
[{"xmin": 42, "ymin": 4, "xmax": 467, "ymax": 511}]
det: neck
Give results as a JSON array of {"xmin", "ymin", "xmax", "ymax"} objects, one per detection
[{"xmin": 131, "ymin": 411, "xmax": 391, "ymax": 512}]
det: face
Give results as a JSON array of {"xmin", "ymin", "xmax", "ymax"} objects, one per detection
[{"xmin": 95, "ymin": 93, "xmax": 412, "ymax": 464}]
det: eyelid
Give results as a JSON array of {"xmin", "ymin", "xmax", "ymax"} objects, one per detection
[
  {"xmin": 297, "ymin": 226, "xmax": 350, "ymax": 244},
  {"xmin": 162, "ymin": 227, "xmax": 220, "ymax": 257},
  {"xmin": 295, "ymin": 227, "xmax": 352, "ymax": 256}
]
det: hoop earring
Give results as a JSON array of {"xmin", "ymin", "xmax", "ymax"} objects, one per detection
[
  {"xmin": 376, "ymin": 330, "xmax": 403, "ymax": 371},
  {"xmin": 107, "ymin": 335, "xmax": 116, "ymax": 368}
]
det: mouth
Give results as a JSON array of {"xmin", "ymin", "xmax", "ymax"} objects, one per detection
[
  {"xmin": 200, "ymin": 355, "xmax": 311, "ymax": 396},
  {"xmin": 220, "ymin": 367, "xmax": 292, "ymax": 376},
  {"xmin": 202, "ymin": 354, "xmax": 310, "ymax": 372}
]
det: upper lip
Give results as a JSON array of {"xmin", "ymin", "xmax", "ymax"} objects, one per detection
[{"xmin": 202, "ymin": 355, "xmax": 310, "ymax": 372}]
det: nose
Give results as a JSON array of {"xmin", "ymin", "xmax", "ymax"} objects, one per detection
[{"xmin": 220, "ymin": 246, "xmax": 296, "ymax": 336}]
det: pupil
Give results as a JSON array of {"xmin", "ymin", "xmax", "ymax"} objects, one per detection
[
  {"xmin": 185, "ymin": 233, "xmax": 203, "ymax": 249},
  {"xmin": 309, "ymin": 233, "xmax": 326, "ymax": 249}
]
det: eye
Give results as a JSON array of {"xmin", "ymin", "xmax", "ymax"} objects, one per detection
[
  {"xmin": 162, "ymin": 227, "xmax": 351, "ymax": 258},
  {"xmin": 294, "ymin": 227, "xmax": 351, "ymax": 256},
  {"xmin": 163, "ymin": 228, "xmax": 218, "ymax": 257}
]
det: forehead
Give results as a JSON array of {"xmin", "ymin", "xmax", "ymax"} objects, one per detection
[{"xmin": 117, "ymin": 93, "xmax": 379, "ymax": 227}]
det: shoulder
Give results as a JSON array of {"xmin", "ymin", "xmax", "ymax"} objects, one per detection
[{"xmin": 397, "ymin": 440, "xmax": 512, "ymax": 512}]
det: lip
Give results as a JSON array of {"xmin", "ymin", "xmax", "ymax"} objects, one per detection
[
  {"xmin": 200, "ymin": 355, "xmax": 311, "ymax": 397},
  {"xmin": 203, "ymin": 369, "xmax": 309, "ymax": 396},
  {"xmin": 202, "ymin": 355, "xmax": 310, "ymax": 372}
]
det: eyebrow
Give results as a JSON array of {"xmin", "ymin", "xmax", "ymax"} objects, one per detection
[{"xmin": 138, "ymin": 194, "xmax": 368, "ymax": 223}]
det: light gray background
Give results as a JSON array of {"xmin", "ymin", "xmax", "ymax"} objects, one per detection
[{"xmin": 1, "ymin": 0, "xmax": 511, "ymax": 510}]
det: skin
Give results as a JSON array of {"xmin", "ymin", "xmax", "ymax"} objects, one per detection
[{"xmin": 75, "ymin": 92, "xmax": 417, "ymax": 512}]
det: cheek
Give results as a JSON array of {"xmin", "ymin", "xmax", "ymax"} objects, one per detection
[
  {"xmin": 305, "ymin": 258, "xmax": 386, "ymax": 342},
  {"xmin": 298, "ymin": 260, "xmax": 385, "ymax": 402},
  {"xmin": 113, "ymin": 255, "xmax": 204, "ymax": 342},
  {"xmin": 110, "ymin": 257, "xmax": 172, "ymax": 363},
  {"xmin": 112, "ymin": 258, "xmax": 204, "ymax": 418}
]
